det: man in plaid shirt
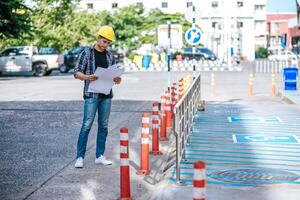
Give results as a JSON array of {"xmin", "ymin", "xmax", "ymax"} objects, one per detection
[{"xmin": 74, "ymin": 26, "xmax": 122, "ymax": 168}]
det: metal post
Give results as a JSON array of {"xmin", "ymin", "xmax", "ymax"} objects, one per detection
[
  {"xmin": 175, "ymin": 129, "xmax": 180, "ymax": 183},
  {"xmin": 167, "ymin": 21, "xmax": 171, "ymax": 91},
  {"xmin": 192, "ymin": 6, "xmax": 196, "ymax": 79}
]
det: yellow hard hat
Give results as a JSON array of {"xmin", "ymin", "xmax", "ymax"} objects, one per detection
[{"xmin": 97, "ymin": 25, "xmax": 115, "ymax": 42}]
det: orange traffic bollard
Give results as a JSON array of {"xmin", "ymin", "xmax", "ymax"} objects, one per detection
[
  {"xmin": 152, "ymin": 102, "xmax": 160, "ymax": 121},
  {"xmin": 160, "ymin": 95, "xmax": 167, "ymax": 141},
  {"xmin": 151, "ymin": 102, "xmax": 162, "ymax": 155},
  {"xmin": 248, "ymin": 73, "xmax": 253, "ymax": 96},
  {"xmin": 137, "ymin": 113, "xmax": 150, "ymax": 175},
  {"xmin": 165, "ymin": 90, "xmax": 172, "ymax": 135},
  {"xmin": 150, "ymin": 119, "xmax": 162, "ymax": 155},
  {"xmin": 171, "ymin": 83, "xmax": 178, "ymax": 118},
  {"xmin": 119, "ymin": 128, "xmax": 132, "ymax": 200},
  {"xmin": 271, "ymin": 73, "xmax": 276, "ymax": 96},
  {"xmin": 193, "ymin": 161, "xmax": 206, "ymax": 200},
  {"xmin": 178, "ymin": 78, "xmax": 184, "ymax": 100},
  {"xmin": 211, "ymin": 72, "xmax": 216, "ymax": 97}
]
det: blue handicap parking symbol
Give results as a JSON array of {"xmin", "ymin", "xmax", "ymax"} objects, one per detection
[
  {"xmin": 232, "ymin": 134, "xmax": 299, "ymax": 143},
  {"xmin": 228, "ymin": 117, "xmax": 282, "ymax": 123}
]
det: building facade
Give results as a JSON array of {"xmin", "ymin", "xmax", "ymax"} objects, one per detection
[
  {"xmin": 267, "ymin": 13, "xmax": 297, "ymax": 52},
  {"xmin": 289, "ymin": 19, "xmax": 300, "ymax": 48},
  {"xmin": 78, "ymin": 0, "xmax": 267, "ymax": 61}
]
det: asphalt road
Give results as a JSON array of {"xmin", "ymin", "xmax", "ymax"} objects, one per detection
[{"xmin": 0, "ymin": 70, "xmax": 188, "ymax": 200}]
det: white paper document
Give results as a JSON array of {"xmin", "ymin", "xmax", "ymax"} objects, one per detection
[{"xmin": 88, "ymin": 65, "xmax": 124, "ymax": 95}]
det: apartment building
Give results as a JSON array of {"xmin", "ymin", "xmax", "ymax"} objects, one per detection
[{"xmin": 78, "ymin": 0, "xmax": 267, "ymax": 61}]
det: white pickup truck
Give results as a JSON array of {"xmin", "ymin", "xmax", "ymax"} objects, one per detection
[{"xmin": 0, "ymin": 46, "xmax": 64, "ymax": 76}]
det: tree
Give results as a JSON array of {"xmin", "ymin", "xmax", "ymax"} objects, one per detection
[
  {"xmin": 31, "ymin": 0, "xmax": 78, "ymax": 51},
  {"xmin": 0, "ymin": 0, "xmax": 33, "ymax": 39},
  {"xmin": 141, "ymin": 9, "xmax": 192, "ymax": 46},
  {"xmin": 108, "ymin": 4, "xmax": 145, "ymax": 52},
  {"xmin": 0, "ymin": 2, "xmax": 197, "ymax": 55}
]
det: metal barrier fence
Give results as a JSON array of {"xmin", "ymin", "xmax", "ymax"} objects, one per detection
[
  {"xmin": 255, "ymin": 60, "xmax": 299, "ymax": 73},
  {"xmin": 173, "ymin": 73, "xmax": 201, "ymax": 183},
  {"xmin": 123, "ymin": 60, "xmax": 242, "ymax": 72}
]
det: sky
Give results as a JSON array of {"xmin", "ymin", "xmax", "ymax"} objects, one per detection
[{"xmin": 266, "ymin": 0, "xmax": 297, "ymax": 13}]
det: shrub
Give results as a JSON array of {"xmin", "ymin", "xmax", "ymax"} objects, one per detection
[{"xmin": 255, "ymin": 47, "xmax": 269, "ymax": 58}]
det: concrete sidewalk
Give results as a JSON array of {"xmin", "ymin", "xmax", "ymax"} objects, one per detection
[{"xmin": 280, "ymin": 90, "xmax": 300, "ymax": 105}]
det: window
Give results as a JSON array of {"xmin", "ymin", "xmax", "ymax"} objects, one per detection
[
  {"xmin": 237, "ymin": 21, "xmax": 243, "ymax": 28},
  {"xmin": 212, "ymin": 1, "xmax": 218, "ymax": 8},
  {"xmin": 212, "ymin": 22, "xmax": 218, "ymax": 28},
  {"xmin": 255, "ymin": 5, "xmax": 264, "ymax": 11},
  {"xmin": 136, "ymin": 2, "xmax": 143, "ymax": 7},
  {"xmin": 16, "ymin": 47, "xmax": 30, "ymax": 56},
  {"xmin": 255, "ymin": 21, "xmax": 265, "ymax": 30},
  {"xmin": 70, "ymin": 47, "xmax": 85, "ymax": 55},
  {"xmin": 1, "ymin": 48, "xmax": 17, "ymax": 56},
  {"xmin": 112, "ymin": 3, "xmax": 118, "ymax": 8},
  {"xmin": 184, "ymin": 48, "xmax": 192, "ymax": 53},
  {"xmin": 237, "ymin": 1, "xmax": 243, "ymax": 7},
  {"xmin": 86, "ymin": 3, "xmax": 93, "ymax": 9},
  {"xmin": 39, "ymin": 48, "xmax": 59, "ymax": 55},
  {"xmin": 161, "ymin": 2, "xmax": 168, "ymax": 8},
  {"xmin": 187, "ymin": 2, "xmax": 193, "ymax": 7}
]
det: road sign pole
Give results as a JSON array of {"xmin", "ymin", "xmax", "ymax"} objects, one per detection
[
  {"xmin": 192, "ymin": 6, "xmax": 196, "ymax": 79},
  {"xmin": 167, "ymin": 21, "xmax": 171, "ymax": 91},
  {"xmin": 185, "ymin": 7, "xmax": 201, "ymax": 79}
]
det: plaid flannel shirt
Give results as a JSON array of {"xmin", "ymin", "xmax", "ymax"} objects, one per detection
[{"xmin": 74, "ymin": 45, "xmax": 116, "ymax": 99}]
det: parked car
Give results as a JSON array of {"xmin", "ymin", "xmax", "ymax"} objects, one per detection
[
  {"xmin": 59, "ymin": 46, "xmax": 124, "ymax": 73},
  {"xmin": 268, "ymin": 51, "xmax": 298, "ymax": 61},
  {"xmin": 176, "ymin": 47, "xmax": 217, "ymax": 61},
  {"xmin": 0, "ymin": 46, "xmax": 64, "ymax": 76},
  {"xmin": 59, "ymin": 46, "xmax": 87, "ymax": 73},
  {"xmin": 110, "ymin": 49, "xmax": 125, "ymax": 65}
]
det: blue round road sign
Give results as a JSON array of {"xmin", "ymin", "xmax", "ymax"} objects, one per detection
[{"xmin": 185, "ymin": 27, "xmax": 201, "ymax": 45}]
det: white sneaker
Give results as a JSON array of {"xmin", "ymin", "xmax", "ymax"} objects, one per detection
[
  {"xmin": 74, "ymin": 157, "xmax": 84, "ymax": 168},
  {"xmin": 95, "ymin": 155, "xmax": 112, "ymax": 165}
]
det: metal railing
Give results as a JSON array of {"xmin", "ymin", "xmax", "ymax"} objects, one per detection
[
  {"xmin": 254, "ymin": 59, "xmax": 299, "ymax": 73},
  {"xmin": 173, "ymin": 73, "xmax": 201, "ymax": 183}
]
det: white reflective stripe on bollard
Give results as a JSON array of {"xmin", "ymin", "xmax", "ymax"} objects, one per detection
[
  {"xmin": 120, "ymin": 145, "xmax": 128, "ymax": 154},
  {"xmin": 141, "ymin": 127, "xmax": 149, "ymax": 134},
  {"xmin": 194, "ymin": 169, "xmax": 206, "ymax": 180},
  {"xmin": 142, "ymin": 117, "xmax": 150, "ymax": 124},
  {"xmin": 120, "ymin": 133, "xmax": 129, "ymax": 141},
  {"xmin": 141, "ymin": 138, "xmax": 149, "ymax": 144},
  {"xmin": 152, "ymin": 124, "xmax": 159, "ymax": 129},
  {"xmin": 120, "ymin": 158, "xmax": 129, "ymax": 166}
]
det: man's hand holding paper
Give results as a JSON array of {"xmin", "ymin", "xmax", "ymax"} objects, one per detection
[
  {"xmin": 113, "ymin": 76, "xmax": 122, "ymax": 84},
  {"xmin": 88, "ymin": 65, "xmax": 124, "ymax": 95}
]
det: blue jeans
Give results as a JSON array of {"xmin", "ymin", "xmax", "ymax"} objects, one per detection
[{"xmin": 76, "ymin": 98, "xmax": 112, "ymax": 159}]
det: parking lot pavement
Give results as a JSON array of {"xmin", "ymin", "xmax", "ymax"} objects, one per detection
[{"xmin": 151, "ymin": 72, "xmax": 300, "ymax": 200}]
